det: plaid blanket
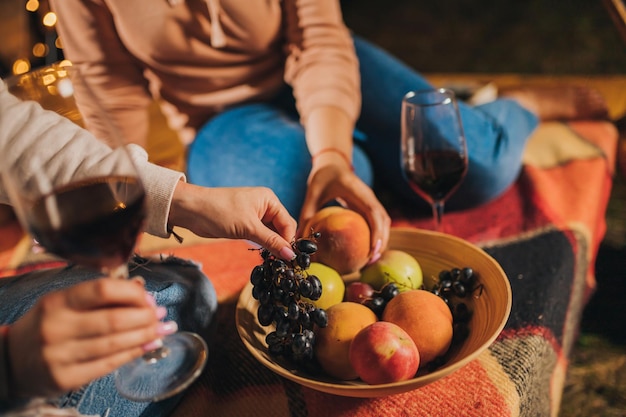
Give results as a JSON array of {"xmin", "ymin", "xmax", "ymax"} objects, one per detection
[
  {"xmin": 163, "ymin": 121, "xmax": 616, "ymax": 417},
  {"xmin": 0, "ymin": 120, "xmax": 617, "ymax": 417}
]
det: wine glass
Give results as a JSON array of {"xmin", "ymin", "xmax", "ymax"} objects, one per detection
[
  {"xmin": 1, "ymin": 64, "xmax": 208, "ymax": 402},
  {"xmin": 4, "ymin": 63, "xmax": 86, "ymax": 256},
  {"xmin": 401, "ymin": 88, "xmax": 468, "ymax": 231}
]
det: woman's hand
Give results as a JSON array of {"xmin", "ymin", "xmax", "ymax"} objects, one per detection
[
  {"xmin": 298, "ymin": 161, "xmax": 391, "ymax": 263},
  {"xmin": 300, "ymin": 106, "xmax": 391, "ymax": 263},
  {"xmin": 7, "ymin": 278, "xmax": 170, "ymax": 398},
  {"xmin": 168, "ymin": 183, "xmax": 298, "ymax": 260}
]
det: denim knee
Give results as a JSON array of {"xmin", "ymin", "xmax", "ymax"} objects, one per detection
[{"xmin": 131, "ymin": 256, "xmax": 218, "ymax": 338}]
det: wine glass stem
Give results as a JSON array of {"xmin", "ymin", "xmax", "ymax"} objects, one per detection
[
  {"xmin": 106, "ymin": 264, "xmax": 167, "ymax": 354},
  {"xmin": 432, "ymin": 201, "xmax": 444, "ymax": 231},
  {"xmin": 106, "ymin": 263, "xmax": 171, "ymax": 361}
]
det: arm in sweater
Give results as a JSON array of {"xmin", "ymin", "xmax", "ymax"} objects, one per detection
[
  {"xmin": 1, "ymin": 78, "xmax": 297, "ymax": 249},
  {"xmin": 0, "ymin": 79, "xmax": 182, "ymax": 237},
  {"xmin": 0, "ymin": 79, "xmax": 297, "ymax": 402}
]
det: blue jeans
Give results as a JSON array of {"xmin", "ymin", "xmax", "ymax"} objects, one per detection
[
  {"xmin": 0, "ymin": 256, "xmax": 218, "ymax": 417},
  {"xmin": 188, "ymin": 36, "xmax": 538, "ymax": 217}
]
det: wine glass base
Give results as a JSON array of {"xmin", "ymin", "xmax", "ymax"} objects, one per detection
[{"xmin": 115, "ymin": 331, "xmax": 208, "ymax": 402}]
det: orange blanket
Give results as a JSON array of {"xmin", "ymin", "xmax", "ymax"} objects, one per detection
[
  {"xmin": 164, "ymin": 121, "xmax": 616, "ymax": 417},
  {"xmin": 0, "ymin": 120, "xmax": 617, "ymax": 417}
]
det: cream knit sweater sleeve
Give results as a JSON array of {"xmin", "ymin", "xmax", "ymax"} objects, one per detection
[{"xmin": 0, "ymin": 80, "xmax": 184, "ymax": 238}]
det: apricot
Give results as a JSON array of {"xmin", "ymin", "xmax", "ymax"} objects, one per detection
[
  {"xmin": 381, "ymin": 289, "xmax": 453, "ymax": 366},
  {"xmin": 302, "ymin": 206, "xmax": 371, "ymax": 276},
  {"xmin": 314, "ymin": 302, "xmax": 378, "ymax": 380}
]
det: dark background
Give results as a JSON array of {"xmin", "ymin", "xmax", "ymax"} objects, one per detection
[
  {"xmin": 341, "ymin": 0, "xmax": 626, "ymax": 74},
  {"xmin": 2, "ymin": 0, "xmax": 625, "ymax": 78}
]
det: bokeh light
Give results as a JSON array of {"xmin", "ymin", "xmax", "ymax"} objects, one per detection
[
  {"xmin": 12, "ymin": 59, "xmax": 31, "ymax": 76},
  {"xmin": 42, "ymin": 12, "xmax": 57, "ymax": 28},
  {"xmin": 25, "ymin": 0, "xmax": 40, "ymax": 12},
  {"xmin": 32, "ymin": 43, "xmax": 49, "ymax": 58}
]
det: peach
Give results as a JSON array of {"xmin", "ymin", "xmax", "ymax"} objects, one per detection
[
  {"xmin": 301, "ymin": 206, "xmax": 371, "ymax": 276},
  {"xmin": 382, "ymin": 289, "xmax": 453, "ymax": 366},
  {"xmin": 313, "ymin": 302, "xmax": 378, "ymax": 380},
  {"xmin": 349, "ymin": 321, "xmax": 420, "ymax": 385}
]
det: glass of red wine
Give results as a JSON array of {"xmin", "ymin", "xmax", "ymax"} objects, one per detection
[
  {"xmin": 1, "ymin": 64, "xmax": 207, "ymax": 402},
  {"xmin": 401, "ymin": 88, "xmax": 468, "ymax": 231}
]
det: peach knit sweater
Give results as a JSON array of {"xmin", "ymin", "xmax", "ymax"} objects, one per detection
[{"xmin": 49, "ymin": 0, "xmax": 361, "ymax": 147}]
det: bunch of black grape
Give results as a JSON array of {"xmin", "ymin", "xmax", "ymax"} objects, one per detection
[
  {"xmin": 363, "ymin": 282, "xmax": 401, "ymax": 318},
  {"xmin": 431, "ymin": 266, "xmax": 482, "ymax": 344},
  {"xmin": 250, "ymin": 235, "xmax": 329, "ymax": 365}
]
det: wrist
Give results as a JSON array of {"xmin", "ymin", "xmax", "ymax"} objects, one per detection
[
  {"xmin": 167, "ymin": 181, "xmax": 192, "ymax": 243},
  {"xmin": 311, "ymin": 147, "xmax": 354, "ymax": 172}
]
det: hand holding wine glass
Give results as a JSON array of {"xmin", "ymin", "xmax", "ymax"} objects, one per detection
[
  {"xmin": 6, "ymin": 277, "xmax": 171, "ymax": 399},
  {"xmin": 1, "ymin": 65, "xmax": 207, "ymax": 402},
  {"xmin": 401, "ymin": 88, "xmax": 468, "ymax": 231}
]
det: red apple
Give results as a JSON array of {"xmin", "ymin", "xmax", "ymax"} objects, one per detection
[
  {"xmin": 345, "ymin": 281, "xmax": 374, "ymax": 304},
  {"xmin": 349, "ymin": 321, "xmax": 420, "ymax": 385}
]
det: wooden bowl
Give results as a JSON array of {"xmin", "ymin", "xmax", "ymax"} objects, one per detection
[{"xmin": 235, "ymin": 227, "xmax": 511, "ymax": 397}]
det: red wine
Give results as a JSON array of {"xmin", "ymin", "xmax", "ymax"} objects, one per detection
[
  {"xmin": 405, "ymin": 150, "xmax": 467, "ymax": 203},
  {"xmin": 27, "ymin": 176, "xmax": 146, "ymax": 271}
]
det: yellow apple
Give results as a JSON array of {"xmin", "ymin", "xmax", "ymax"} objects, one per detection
[{"xmin": 302, "ymin": 262, "xmax": 345, "ymax": 309}]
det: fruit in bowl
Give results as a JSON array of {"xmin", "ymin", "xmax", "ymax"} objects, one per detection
[
  {"xmin": 236, "ymin": 228, "xmax": 512, "ymax": 397},
  {"xmin": 345, "ymin": 281, "xmax": 375, "ymax": 305},
  {"xmin": 314, "ymin": 302, "xmax": 378, "ymax": 380},
  {"xmin": 349, "ymin": 321, "xmax": 420, "ymax": 385},
  {"xmin": 360, "ymin": 249, "xmax": 423, "ymax": 292},
  {"xmin": 301, "ymin": 206, "xmax": 371, "ymax": 275},
  {"xmin": 382, "ymin": 289, "xmax": 453, "ymax": 366},
  {"xmin": 301, "ymin": 262, "xmax": 345, "ymax": 309}
]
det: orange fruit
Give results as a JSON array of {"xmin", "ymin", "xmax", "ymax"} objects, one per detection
[
  {"xmin": 314, "ymin": 302, "xmax": 378, "ymax": 380},
  {"xmin": 382, "ymin": 289, "xmax": 453, "ymax": 366}
]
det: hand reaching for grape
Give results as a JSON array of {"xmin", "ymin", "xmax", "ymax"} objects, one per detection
[
  {"xmin": 168, "ymin": 183, "xmax": 298, "ymax": 260},
  {"xmin": 7, "ymin": 278, "xmax": 171, "ymax": 398}
]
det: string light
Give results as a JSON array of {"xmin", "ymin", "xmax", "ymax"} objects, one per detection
[
  {"xmin": 32, "ymin": 43, "xmax": 49, "ymax": 58},
  {"xmin": 25, "ymin": 0, "xmax": 40, "ymax": 12},
  {"xmin": 8, "ymin": 1, "xmax": 61, "ymax": 77},
  {"xmin": 12, "ymin": 60, "xmax": 31, "ymax": 76},
  {"xmin": 42, "ymin": 12, "xmax": 57, "ymax": 28}
]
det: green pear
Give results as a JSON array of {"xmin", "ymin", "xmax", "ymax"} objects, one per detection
[{"xmin": 359, "ymin": 250, "xmax": 423, "ymax": 292}]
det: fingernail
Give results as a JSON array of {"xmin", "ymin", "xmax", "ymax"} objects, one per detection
[
  {"xmin": 155, "ymin": 306, "xmax": 167, "ymax": 320},
  {"xmin": 131, "ymin": 276, "xmax": 146, "ymax": 286},
  {"xmin": 157, "ymin": 321, "xmax": 178, "ymax": 336},
  {"xmin": 145, "ymin": 293, "xmax": 156, "ymax": 307},
  {"xmin": 367, "ymin": 239, "xmax": 382, "ymax": 265},
  {"xmin": 142, "ymin": 338, "xmax": 163, "ymax": 352},
  {"xmin": 279, "ymin": 246, "xmax": 296, "ymax": 260}
]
